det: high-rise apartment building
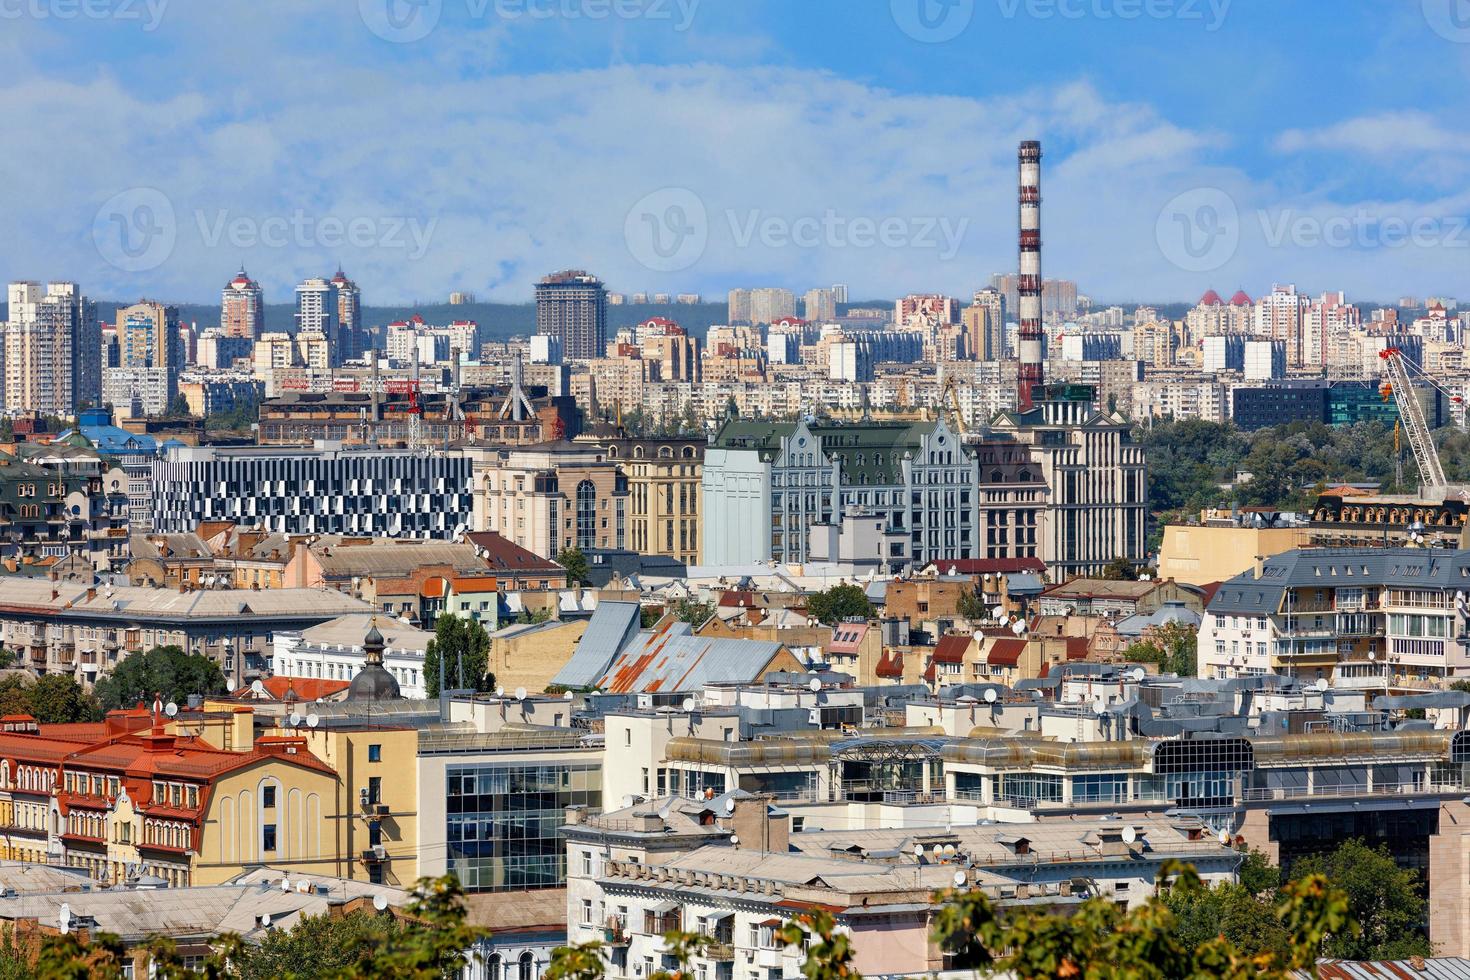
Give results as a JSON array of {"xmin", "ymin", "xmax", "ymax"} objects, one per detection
[
  {"xmin": 1255, "ymin": 284, "xmax": 1309, "ymax": 367},
  {"xmin": 727, "ymin": 288, "xmax": 752, "ymax": 325},
  {"xmin": 895, "ymin": 294, "xmax": 959, "ymax": 329},
  {"xmin": 965, "ymin": 287, "xmax": 1007, "ymax": 360},
  {"xmin": 535, "ymin": 270, "xmax": 606, "ymax": 361},
  {"xmin": 295, "ymin": 277, "xmax": 340, "ymax": 351},
  {"xmin": 221, "ymin": 267, "xmax": 264, "ymax": 339},
  {"xmin": 830, "ymin": 283, "xmax": 848, "ymax": 304},
  {"xmin": 803, "ymin": 287, "xmax": 838, "ymax": 324},
  {"xmin": 105, "ymin": 300, "xmax": 182, "ymax": 415},
  {"xmin": 748, "ymin": 287, "xmax": 796, "ymax": 326},
  {"xmin": 332, "ymin": 266, "xmax": 362, "ymax": 363},
  {"xmin": 4, "ymin": 281, "xmax": 100, "ymax": 416}
]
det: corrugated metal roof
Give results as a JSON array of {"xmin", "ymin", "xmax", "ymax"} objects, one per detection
[
  {"xmin": 553, "ymin": 601, "xmax": 642, "ymax": 688},
  {"xmin": 1307, "ymin": 959, "xmax": 1470, "ymax": 979},
  {"xmin": 594, "ymin": 622, "xmax": 785, "ymax": 694}
]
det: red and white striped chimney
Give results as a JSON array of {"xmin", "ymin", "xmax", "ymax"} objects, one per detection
[{"xmin": 1017, "ymin": 140, "xmax": 1044, "ymax": 411}]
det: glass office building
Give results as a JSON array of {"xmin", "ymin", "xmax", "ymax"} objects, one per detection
[{"xmin": 446, "ymin": 761, "xmax": 602, "ymax": 891}]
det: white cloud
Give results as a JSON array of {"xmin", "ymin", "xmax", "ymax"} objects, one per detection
[{"xmin": 1, "ymin": 36, "xmax": 1466, "ymax": 308}]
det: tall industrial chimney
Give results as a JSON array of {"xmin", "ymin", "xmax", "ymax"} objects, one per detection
[{"xmin": 1017, "ymin": 139, "xmax": 1043, "ymax": 411}]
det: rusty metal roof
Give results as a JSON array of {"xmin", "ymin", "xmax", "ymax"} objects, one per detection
[{"xmin": 594, "ymin": 622, "xmax": 785, "ymax": 694}]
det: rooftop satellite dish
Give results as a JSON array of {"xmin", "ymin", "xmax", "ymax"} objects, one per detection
[
  {"xmin": 296, "ymin": 880, "xmax": 309, "ymax": 893},
  {"xmin": 260, "ymin": 913, "xmax": 272, "ymax": 928},
  {"xmin": 164, "ymin": 702, "xmax": 179, "ymax": 718},
  {"xmin": 983, "ymin": 688, "xmax": 997, "ymax": 704},
  {"xmin": 681, "ymin": 697, "xmax": 696, "ymax": 713},
  {"xmin": 564, "ymin": 691, "xmax": 574, "ymax": 701},
  {"xmin": 991, "ymin": 606, "xmax": 1006, "ymax": 621},
  {"xmin": 289, "ymin": 712, "xmax": 302, "ymax": 727},
  {"xmin": 724, "ymin": 799, "xmax": 735, "ymax": 815},
  {"xmin": 58, "ymin": 903, "xmax": 71, "ymax": 935},
  {"xmin": 1218, "ymin": 829, "xmax": 1230, "ymax": 846},
  {"xmin": 495, "ymin": 686, "xmax": 505, "ymax": 698},
  {"xmin": 1011, "ymin": 620, "xmax": 1026, "ymax": 636},
  {"xmin": 226, "ymin": 678, "xmax": 237, "ymax": 692},
  {"xmin": 1121, "ymin": 826, "xmax": 1138, "ymax": 845},
  {"xmin": 1093, "ymin": 699, "xmax": 1107, "ymax": 716},
  {"xmin": 280, "ymin": 877, "xmax": 291, "ymax": 892},
  {"xmin": 912, "ymin": 842, "xmax": 925, "ymax": 858},
  {"xmin": 250, "ymin": 679, "xmax": 266, "ymax": 696},
  {"xmin": 1130, "ymin": 667, "xmax": 1146, "ymax": 683},
  {"xmin": 953, "ymin": 869, "xmax": 967, "ymax": 887},
  {"xmin": 808, "ymin": 677, "xmax": 822, "ymax": 693},
  {"xmin": 373, "ymin": 894, "xmax": 388, "ymax": 912},
  {"xmin": 730, "ymin": 834, "xmax": 740, "ymax": 846},
  {"xmin": 942, "ymin": 844, "xmax": 957, "ymax": 858},
  {"xmin": 514, "ymin": 687, "xmax": 527, "ymax": 701},
  {"xmin": 306, "ymin": 713, "xmax": 320, "ymax": 728},
  {"xmin": 1314, "ymin": 678, "xmax": 1328, "ymax": 693}
]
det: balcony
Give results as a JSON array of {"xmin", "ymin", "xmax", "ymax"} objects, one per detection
[
  {"xmin": 755, "ymin": 948, "xmax": 785, "ymax": 969},
  {"xmin": 702, "ymin": 942, "xmax": 735, "ymax": 962},
  {"xmin": 1240, "ymin": 780, "xmax": 1460, "ymax": 803},
  {"xmin": 602, "ymin": 922, "xmax": 630, "ymax": 947}
]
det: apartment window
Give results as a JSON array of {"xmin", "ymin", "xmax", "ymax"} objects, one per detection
[
  {"xmin": 368, "ymin": 744, "xmax": 382, "ymax": 763},
  {"xmin": 262, "ymin": 786, "xmax": 276, "ymax": 809},
  {"xmin": 581, "ymin": 850, "xmax": 593, "ymax": 876},
  {"xmin": 368, "ymin": 776, "xmax": 382, "ymax": 805},
  {"xmin": 262, "ymin": 824, "xmax": 277, "ymax": 852},
  {"xmin": 582, "ymin": 898, "xmax": 594, "ymax": 924}
]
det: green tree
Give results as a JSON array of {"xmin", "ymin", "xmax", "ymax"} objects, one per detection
[
  {"xmin": 955, "ymin": 588, "xmax": 987, "ymax": 621},
  {"xmin": 236, "ymin": 909, "xmax": 412, "ymax": 979},
  {"xmin": 1123, "ymin": 621, "xmax": 1199, "ymax": 677},
  {"xmin": 165, "ymin": 394, "xmax": 193, "ymax": 418},
  {"xmin": 1161, "ymin": 880, "xmax": 1288, "ymax": 959},
  {"xmin": 423, "ymin": 614, "xmax": 493, "ymax": 697},
  {"xmin": 557, "ymin": 547, "xmax": 591, "ymax": 586},
  {"xmin": 91, "ymin": 646, "xmax": 227, "ymax": 711},
  {"xmin": 669, "ymin": 598, "xmax": 715, "ymax": 626},
  {"xmin": 27, "ymin": 674, "xmax": 103, "ymax": 724},
  {"xmin": 0, "ymin": 649, "xmax": 16, "ymax": 669},
  {"xmin": 1238, "ymin": 847, "xmax": 1281, "ymax": 896},
  {"xmin": 1100, "ymin": 556, "xmax": 1139, "ymax": 581},
  {"xmin": 806, "ymin": 584, "xmax": 874, "ymax": 626},
  {"xmin": 932, "ymin": 862, "xmax": 1355, "ymax": 979},
  {"xmin": 0, "ymin": 677, "xmax": 33, "ymax": 718},
  {"xmin": 1289, "ymin": 838, "xmax": 1432, "ymax": 960}
]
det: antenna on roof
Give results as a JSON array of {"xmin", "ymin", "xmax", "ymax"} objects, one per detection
[
  {"xmin": 306, "ymin": 713, "xmax": 320, "ymax": 728},
  {"xmin": 164, "ymin": 702, "xmax": 178, "ymax": 718}
]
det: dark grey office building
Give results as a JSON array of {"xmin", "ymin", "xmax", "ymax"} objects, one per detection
[{"xmin": 535, "ymin": 270, "xmax": 606, "ymax": 361}]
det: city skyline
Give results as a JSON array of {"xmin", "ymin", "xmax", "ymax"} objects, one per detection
[{"xmin": 2, "ymin": 3, "xmax": 1467, "ymax": 304}]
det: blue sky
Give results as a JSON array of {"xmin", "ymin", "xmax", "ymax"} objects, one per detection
[{"xmin": 3, "ymin": 0, "xmax": 1469, "ymax": 306}]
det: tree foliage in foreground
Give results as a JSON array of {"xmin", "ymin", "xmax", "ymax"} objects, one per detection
[
  {"xmin": 92, "ymin": 645, "xmax": 227, "ymax": 711},
  {"xmin": 805, "ymin": 584, "xmax": 874, "ymax": 626},
  {"xmin": 4, "ymin": 875, "xmax": 483, "ymax": 979}
]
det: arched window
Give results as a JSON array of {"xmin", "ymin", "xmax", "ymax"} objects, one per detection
[
  {"xmin": 575, "ymin": 481, "xmax": 597, "ymax": 549},
  {"xmin": 519, "ymin": 951, "xmax": 534, "ymax": 980},
  {"xmin": 488, "ymin": 955, "xmax": 502, "ymax": 980}
]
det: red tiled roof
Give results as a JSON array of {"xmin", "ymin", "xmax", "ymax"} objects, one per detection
[
  {"xmin": 986, "ymin": 637, "xmax": 1027, "ymax": 666},
  {"xmin": 719, "ymin": 590, "xmax": 757, "ymax": 609},
  {"xmin": 932, "ymin": 634, "xmax": 970, "ymax": 664},
  {"xmin": 464, "ymin": 532, "xmax": 564, "ymax": 574},
  {"xmin": 257, "ymin": 676, "xmax": 351, "ymax": 702},
  {"xmin": 875, "ymin": 650, "xmax": 904, "ymax": 679},
  {"xmin": 1064, "ymin": 637, "xmax": 1090, "ymax": 661},
  {"xmin": 450, "ymin": 574, "xmax": 499, "ymax": 593},
  {"xmin": 827, "ymin": 623, "xmax": 868, "ymax": 654}
]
